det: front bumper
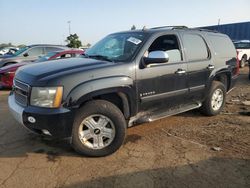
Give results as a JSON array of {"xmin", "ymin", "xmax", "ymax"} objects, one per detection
[{"xmin": 8, "ymin": 93, "xmax": 75, "ymax": 138}]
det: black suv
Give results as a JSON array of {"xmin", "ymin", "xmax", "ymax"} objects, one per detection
[
  {"xmin": 0, "ymin": 44, "xmax": 68, "ymax": 67},
  {"xmin": 9, "ymin": 26, "xmax": 239, "ymax": 156}
]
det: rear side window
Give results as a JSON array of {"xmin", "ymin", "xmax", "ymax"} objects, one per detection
[
  {"xmin": 209, "ymin": 34, "xmax": 236, "ymax": 58},
  {"xmin": 182, "ymin": 34, "xmax": 209, "ymax": 61},
  {"xmin": 28, "ymin": 47, "xmax": 44, "ymax": 56},
  {"xmin": 45, "ymin": 47, "xmax": 63, "ymax": 53}
]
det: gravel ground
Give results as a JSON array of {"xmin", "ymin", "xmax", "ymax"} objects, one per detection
[{"xmin": 0, "ymin": 67, "xmax": 249, "ymax": 188}]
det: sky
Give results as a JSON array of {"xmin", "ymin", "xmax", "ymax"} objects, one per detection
[{"xmin": 0, "ymin": 0, "xmax": 249, "ymax": 46}]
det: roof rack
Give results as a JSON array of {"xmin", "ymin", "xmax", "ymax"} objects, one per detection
[
  {"xmin": 150, "ymin": 26, "xmax": 188, "ymax": 30},
  {"xmin": 193, "ymin": 28, "xmax": 220, "ymax": 33}
]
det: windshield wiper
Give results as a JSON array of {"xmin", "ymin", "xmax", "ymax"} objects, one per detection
[{"xmin": 85, "ymin": 54, "xmax": 114, "ymax": 62}]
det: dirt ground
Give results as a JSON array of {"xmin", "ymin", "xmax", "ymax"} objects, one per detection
[{"xmin": 0, "ymin": 68, "xmax": 249, "ymax": 188}]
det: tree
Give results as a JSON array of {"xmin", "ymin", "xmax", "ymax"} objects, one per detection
[
  {"xmin": 131, "ymin": 25, "xmax": 136, "ymax": 30},
  {"xmin": 17, "ymin": 44, "xmax": 26, "ymax": 48},
  {"xmin": 65, "ymin": 33, "xmax": 82, "ymax": 48}
]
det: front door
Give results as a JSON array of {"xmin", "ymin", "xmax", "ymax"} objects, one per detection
[{"xmin": 136, "ymin": 34, "xmax": 188, "ymax": 113}]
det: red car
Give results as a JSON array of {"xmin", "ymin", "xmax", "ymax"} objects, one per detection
[{"xmin": 0, "ymin": 49, "xmax": 84, "ymax": 88}]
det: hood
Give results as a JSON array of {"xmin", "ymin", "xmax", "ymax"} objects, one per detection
[{"xmin": 15, "ymin": 57, "xmax": 113, "ymax": 85}]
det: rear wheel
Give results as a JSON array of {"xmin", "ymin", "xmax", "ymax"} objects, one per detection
[
  {"xmin": 200, "ymin": 81, "xmax": 226, "ymax": 116},
  {"xmin": 71, "ymin": 100, "xmax": 127, "ymax": 157}
]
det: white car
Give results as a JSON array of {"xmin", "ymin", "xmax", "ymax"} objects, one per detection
[
  {"xmin": 234, "ymin": 40, "xmax": 250, "ymax": 68},
  {"xmin": 0, "ymin": 47, "xmax": 19, "ymax": 56}
]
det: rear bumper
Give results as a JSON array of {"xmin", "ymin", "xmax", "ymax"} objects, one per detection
[{"xmin": 8, "ymin": 93, "xmax": 75, "ymax": 138}]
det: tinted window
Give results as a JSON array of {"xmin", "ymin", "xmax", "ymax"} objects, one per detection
[
  {"xmin": 209, "ymin": 34, "xmax": 236, "ymax": 58},
  {"xmin": 45, "ymin": 47, "xmax": 63, "ymax": 53},
  {"xmin": 28, "ymin": 47, "xmax": 44, "ymax": 56},
  {"xmin": 182, "ymin": 34, "xmax": 208, "ymax": 61},
  {"xmin": 148, "ymin": 35, "xmax": 182, "ymax": 63}
]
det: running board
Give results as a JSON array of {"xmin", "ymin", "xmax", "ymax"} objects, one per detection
[
  {"xmin": 129, "ymin": 102, "xmax": 202, "ymax": 126},
  {"xmin": 148, "ymin": 102, "xmax": 202, "ymax": 122}
]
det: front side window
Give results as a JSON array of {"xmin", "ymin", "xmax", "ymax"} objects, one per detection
[
  {"xmin": 147, "ymin": 35, "xmax": 182, "ymax": 63},
  {"xmin": 182, "ymin": 34, "xmax": 209, "ymax": 61},
  {"xmin": 85, "ymin": 33, "xmax": 146, "ymax": 62},
  {"xmin": 28, "ymin": 47, "xmax": 44, "ymax": 56}
]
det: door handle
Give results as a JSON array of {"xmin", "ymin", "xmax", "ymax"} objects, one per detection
[
  {"xmin": 175, "ymin": 69, "xmax": 186, "ymax": 75},
  {"xmin": 207, "ymin": 64, "xmax": 215, "ymax": 70}
]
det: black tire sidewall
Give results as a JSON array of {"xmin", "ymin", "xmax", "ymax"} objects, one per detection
[
  {"xmin": 71, "ymin": 100, "xmax": 127, "ymax": 157},
  {"xmin": 202, "ymin": 81, "xmax": 226, "ymax": 116}
]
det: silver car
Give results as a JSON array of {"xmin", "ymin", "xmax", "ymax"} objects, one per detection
[{"xmin": 0, "ymin": 44, "xmax": 68, "ymax": 67}]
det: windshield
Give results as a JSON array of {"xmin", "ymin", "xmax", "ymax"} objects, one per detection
[
  {"xmin": 85, "ymin": 33, "xmax": 145, "ymax": 62},
  {"xmin": 13, "ymin": 46, "xmax": 29, "ymax": 56},
  {"xmin": 35, "ymin": 52, "xmax": 58, "ymax": 62},
  {"xmin": 234, "ymin": 42, "xmax": 250, "ymax": 49}
]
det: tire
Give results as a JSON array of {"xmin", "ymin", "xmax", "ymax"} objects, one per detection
[
  {"xmin": 240, "ymin": 56, "xmax": 247, "ymax": 68},
  {"xmin": 71, "ymin": 100, "xmax": 127, "ymax": 157},
  {"xmin": 200, "ymin": 81, "xmax": 226, "ymax": 116}
]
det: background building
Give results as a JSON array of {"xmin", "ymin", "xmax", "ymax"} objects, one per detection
[{"xmin": 201, "ymin": 21, "xmax": 250, "ymax": 41}]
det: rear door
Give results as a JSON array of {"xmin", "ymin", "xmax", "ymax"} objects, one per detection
[{"xmin": 180, "ymin": 32, "xmax": 212, "ymax": 102}]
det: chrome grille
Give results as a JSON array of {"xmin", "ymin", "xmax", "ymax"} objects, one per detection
[{"xmin": 14, "ymin": 79, "xmax": 30, "ymax": 106}]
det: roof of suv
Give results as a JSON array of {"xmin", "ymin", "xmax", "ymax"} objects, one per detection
[
  {"xmin": 114, "ymin": 26, "xmax": 221, "ymax": 35},
  {"xmin": 27, "ymin": 44, "xmax": 68, "ymax": 48}
]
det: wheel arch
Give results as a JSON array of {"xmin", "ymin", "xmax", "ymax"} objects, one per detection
[
  {"xmin": 209, "ymin": 69, "xmax": 232, "ymax": 91},
  {"xmin": 65, "ymin": 77, "xmax": 136, "ymax": 119}
]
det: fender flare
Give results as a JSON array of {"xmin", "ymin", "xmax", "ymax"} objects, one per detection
[
  {"xmin": 208, "ymin": 69, "xmax": 232, "ymax": 91},
  {"xmin": 65, "ymin": 76, "xmax": 135, "ymax": 117}
]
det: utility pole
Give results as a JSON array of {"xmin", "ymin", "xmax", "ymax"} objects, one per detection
[
  {"xmin": 217, "ymin": 18, "xmax": 220, "ymax": 31},
  {"xmin": 67, "ymin": 21, "xmax": 71, "ymax": 35}
]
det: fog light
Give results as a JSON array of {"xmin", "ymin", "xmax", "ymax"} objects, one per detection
[
  {"xmin": 42, "ymin": 129, "xmax": 52, "ymax": 136},
  {"xmin": 28, "ymin": 116, "xmax": 36, "ymax": 123}
]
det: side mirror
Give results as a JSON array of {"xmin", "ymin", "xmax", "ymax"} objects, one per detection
[
  {"xmin": 143, "ymin": 51, "xmax": 169, "ymax": 66},
  {"xmin": 23, "ymin": 53, "xmax": 29, "ymax": 57}
]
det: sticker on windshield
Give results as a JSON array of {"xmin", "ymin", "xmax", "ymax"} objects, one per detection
[{"xmin": 127, "ymin": 37, "xmax": 142, "ymax": 45}]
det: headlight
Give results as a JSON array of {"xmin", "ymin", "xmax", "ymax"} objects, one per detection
[{"xmin": 30, "ymin": 87, "xmax": 63, "ymax": 108}]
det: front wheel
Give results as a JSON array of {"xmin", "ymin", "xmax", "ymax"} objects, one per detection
[
  {"xmin": 71, "ymin": 100, "xmax": 127, "ymax": 157},
  {"xmin": 200, "ymin": 81, "xmax": 226, "ymax": 116}
]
